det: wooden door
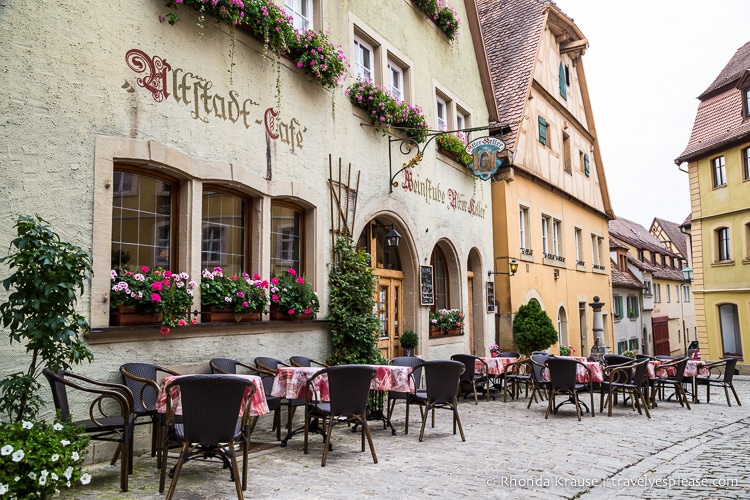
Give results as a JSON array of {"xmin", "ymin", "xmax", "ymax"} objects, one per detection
[
  {"xmin": 375, "ymin": 271, "xmax": 403, "ymax": 359},
  {"xmin": 652, "ymin": 316, "xmax": 671, "ymax": 356},
  {"xmin": 467, "ymin": 271, "xmax": 474, "ymax": 355}
]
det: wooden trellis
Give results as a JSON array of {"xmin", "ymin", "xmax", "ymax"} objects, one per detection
[{"xmin": 328, "ymin": 155, "xmax": 360, "ymax": 259}]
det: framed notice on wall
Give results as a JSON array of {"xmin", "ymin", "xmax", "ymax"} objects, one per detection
[
  {"xmin": 486, "ymin": 282, "xmax": 495, "ymax": 313},
  {"xmin": 420, "ymin": 265, "xmax": 434, "ymax": 305}
]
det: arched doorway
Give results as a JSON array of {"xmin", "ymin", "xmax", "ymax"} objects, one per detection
[{"xmin": 357, "ymin": 219, "xmax": 404, "ymax": 359}]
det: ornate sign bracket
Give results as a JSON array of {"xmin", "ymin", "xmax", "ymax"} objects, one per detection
[{"xmin": 382, "ymin": 123, "xmax": 511, "ymax": 193}]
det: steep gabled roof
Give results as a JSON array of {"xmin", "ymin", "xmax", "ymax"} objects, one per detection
[
  {"xmin": 675, "ymin": 41, "xmax": 750, "ymax": 163},
  {"xmin": 610, "ymin": 258, "xmax": 645, "ymax": 290},
  {"xmin": 609, "ymin": 217, "xmax": 675, "ymax": 256},
  {"xmin": 651, "ymin": 217, "xmax": 688, "ymax": 258}
]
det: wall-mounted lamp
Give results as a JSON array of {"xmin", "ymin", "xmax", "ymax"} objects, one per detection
[
  {"xmin": 488, "ymin": 258, "xmax": 519, "ymax": 277},
  {"xmin": 681, "ymin": 266, "xmax": 693, "ymax": 283},
  {"xmin": 554, "ymin": 268, "xmax": 560, "ymax": 279},
  {"xmin": 371, "ymin": 223, "xmax": 402, "ymax": 248}
]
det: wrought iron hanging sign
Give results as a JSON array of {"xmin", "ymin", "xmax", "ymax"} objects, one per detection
[{"xmin": 465, "ymin": 137, "xmax": 506, "ymax": 180}]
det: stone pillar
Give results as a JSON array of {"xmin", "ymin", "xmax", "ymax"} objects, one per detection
[{"xmin": 589, "ymin": 296, "xmax": 607, "ymax": 361}]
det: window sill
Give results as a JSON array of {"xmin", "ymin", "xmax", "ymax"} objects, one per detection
[
  {"xmin": 712, "ymin": 260, "xmax": 734, "ymax": 267},
  {"xmin": 87, "ymin": 318, "xmax": 327, "ymax": 344}
]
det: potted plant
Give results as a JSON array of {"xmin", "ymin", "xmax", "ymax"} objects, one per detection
[
  {"xmin": 436, "ymin": 133, "xmax": 472, "ymax": 166},
  {"xmin": 200, "ymin": 267, "xmax": 268, "ymax": 322},
  {"xmin": 512, "ymin": 300, "xmax": 558, "ymax": 356},
  {"xmin": 411, "ymin": 0, "xmax": 462, "ymax": 41},
  {"xmin": 489, "ymin": 343, "xmax": 500, "ymax": 357},
  {"xmin": 110, "ymin": 266, "xmax": 197, "ymax": 335},
  {"xmin": 400, "ymin": 330, "xmax": 419, "ymax": 357},
  {"xmin": 429, "ymin": 308, "xmax": 464, "ymax": 335},
  {"xmin": 0, "ymin": 215, "xmax": 93, "ymax": 497},
  {"xmin": 622, "ymin": 349, "xmax": 636, "ymax": 358},
  {"xmin": 326, "ymin": 237, "xmax": 384, "ymax": 365},
  {"xmin": 559, "ymin": 344, "xmax": 575, "ymax": 356},
  {"xmin": 268, "ymin": 268, "xmax": 320, "ymax": 320}
]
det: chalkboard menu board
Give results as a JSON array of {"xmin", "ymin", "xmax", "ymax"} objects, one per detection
[
  {"xmin": 486, "ymin": 282, "xmax": 495, "ymax": 313},
  {"xmin": 420, "ymin": 265, "xmax": 434, "ymax": 305}
]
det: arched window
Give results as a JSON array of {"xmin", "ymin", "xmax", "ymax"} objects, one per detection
[
  {"xmin": 718, "ymin": 304, "xmax": 743, "ymax": 358},
  {"xmin": 431, "ymin": 247, "xmax": 449, "ymax": 311},
  {"xmin": 557, "ymin": 306, "xmax": 568, "ymax": 346},
  {"xmin": 111, "ymin": 168, "xmax": 177, "ymax": 270}
]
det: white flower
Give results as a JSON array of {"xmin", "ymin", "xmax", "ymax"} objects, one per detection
[
  {"xmin": 63, "ymin": 467, "xmax": 73, "ymax": 480},
  {"xmin": 1, "ymin": 445, "xmax": 13, "ymax": 456},
  {"xmin": 11, "ymin": 449, "xmax": 24, "ymax": 462},
  {"xmin": 50, "ymin": 454, "xmax": 59, "ymax": 462},
  {"xmin": 66, "ymin": 480, "xmax": 71, "ymax": 487},
  {"xmin": 80, "ymin": 473, "xmax": 92, "ymax": 485},
  {"xmin": 0, "ymin": 483, "xmax": 8, "ymax": 494},
  {"xmin": 38, "ymin": 475, "xmax": 47, "ymax": 486},
  {"xmin": 60, "ymin": 439, "xmax": 70, "ymax": 446},
  {"xmin": 21, "ymin": 421, "xmax": 33, "ymax": 430},
  {"xmin": 53, "ymin": 423, "xmax": 64, "ymax": 431},
  {"xmin": 13, "ymin": 476, "xmax": 20, "ymax": 482},
  {"xmin": 71, "ymin": 451, "xmax": 79, "ymax": 461},
  {"xmin": 27, "ymin": 471, "xmax": 36, "ymax": 480},
  {"xmin": 40, "ymin": 470, "xmax": 48, "ymax": 477},
  {"xmin": 51, "ymin": 472, "xmax": 58, "ymax": 481}
]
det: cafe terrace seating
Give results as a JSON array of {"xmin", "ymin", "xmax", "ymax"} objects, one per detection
[
  {"xmin": 544, "ymin": 357, "xmax": 595, "ymax": 421},
  {"xmin": 409, "ymin": 360, "xmax": 466, "ymax": 442},
  {"xmin": 600, "ymin": 358, "xmax": 651, "ymax": 418},
  {"xmin": 120, "ymin": 362, "xmax": 180, "ymax": 463},
  {"xmin": 501, "ymin": 358, "xmax": 532, "ymax": 403},
  {"xmin": 387, "ymin": 356, "xmax": 425, "ymax": 432},
  {"xmin": 451, "ymin": 354, "xmax": 492, "ymax": 404},
  {"xmin": 651, "ymin": 357, "xmax": 691, "ymax": 410},
  {"xmin": 527, "ymin": 353, "xmax": 553, "ymax": 408},
  {"xmin": 210, "ymin": 358, "xmax": 283, "ymax": 440},
  {"xmin": 303, "ymin": 365, "xmax": 378, "ymax": 466},
  {"xmin": 289, "ymin": 356, "xmax": 330, "ymax": 368},
  {"xmin": 255, "ymin": 356, "xmax": 303, "ymax": 438},
  {"xmin": 696, "ymin": 357, "xmax": 742, "ymax": 406},
  {"xmin": 159, "ymin": 374, "xmax": 256, "ymax": 499},
  {"xmin": 44, "ymin": 369, "xmax": 135, "ymax": 492}
]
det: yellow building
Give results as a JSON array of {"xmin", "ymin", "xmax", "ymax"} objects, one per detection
[
  {"xmin": 675, "ymin": 41, "xmax": 750, "ymax": 370},
  {"xmin": 476, "ymin": 1, "xmax": 615, "ymax": 356}
]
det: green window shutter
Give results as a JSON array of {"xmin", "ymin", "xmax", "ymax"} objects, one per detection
[
  {"xmin": 538, "ymin": 116, "xmax": 547, "ymax": 145},
  {"xmin": 584, "ymin": 153, "xmax": 590, "ymax": 176},
  {"xmin": 559, "ymin": 62, "xmax": 567, "ymax": 100}
]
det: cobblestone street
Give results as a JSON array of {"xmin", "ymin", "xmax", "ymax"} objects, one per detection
[{"xmin": 60, "ymin": 377, "xmax": 750, "ymax": 499}]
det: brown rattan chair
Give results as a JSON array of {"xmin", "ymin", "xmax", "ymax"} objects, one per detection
[
  {"xmin": 600, "ymin": 358, "xmax": 650, "ymax": 418},
  {"xmin": 502, "ymin": 359, "xmax": 533, "ymax": 402},
  {"xmin": 651, "ymin": 357, "xmax": 691, "ymax": 410},
  {"xmin": 450, "ymin": 354, "xmax": 492, "ymax": 403},
  {"xmin": 696, "ymin": 357, "xmax": 741, "ymax": 406},
  {"xmin": 120, "ymin": 362, "xmax": 179, "ymax": 462},
  {"xmin": 254, "ymin": 356, "xmax": 303, "ymax": 439},
  {"xmin": 43, "ymin": 369, "xmax": 135, "ymax": 492},
  {"xmin": 387, "ymin": 356, "xmax": 425, "ymax": 433},
  {"xmin": 526, "ymin": 353, "xmax": 554, "ymax": 408},
  {"xmin": 303, "ymin": 365, "xmax": 378, "ymax": 466},
  {"xmin": 210, "ymin": 358, "xmax": 283, "ymax": 440},
  {"xmin": 158, "ymin": 374, "xmax": 256, "ymax": 499},
  {"xmin": 544, "ymin": 357, "xmax": 595, "ymax": 421},
  {"xmin": 408, "ymin": 360, "xmax": 466, "ymax": 442},
  {"xmin": 289, "ymin": 356, "xmax": 329, "ymax": 368}
]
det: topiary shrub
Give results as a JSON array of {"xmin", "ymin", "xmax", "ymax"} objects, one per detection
[{"xmin": 512, "ymin": 300, "xmax": 558, "ymax": 356}]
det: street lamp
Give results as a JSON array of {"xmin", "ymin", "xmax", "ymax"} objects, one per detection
[
  {"xmin": 488, "ymin": 258, "xmax": 519, "ymax": 277},
  {"xmin": 681, "ymin": 267, "xmax": 693, "ymax": 282},
  {"xmin": 679, "ymin": 267, "xmax": 693, "ymax": 355}
]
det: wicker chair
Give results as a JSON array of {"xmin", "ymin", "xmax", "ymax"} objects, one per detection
[
  {"xmin": 543, "ymin": 357, "xmax": 595, "ymax": 421},
  {"xmin": 600, "ymin": 358, "xmax": 651, "ymax": 418},
  {"xmin": 408, "ymin": 360, "xmax": 466, "ymax": 442},
  {"xmin": 696, "ymin": 357, "xmax": 741, "ymax": 406},
  {"xmin": 43, "ymin": 369, "xmax": 135, "ymax": 492},
  {"xmin": 254, "ymin": 357, "xmax": 303, "ymax": 438},
  {"xmin": 303, "ymin": 365, "xmax": 378, "ymax": 466},
  {"xmin": 502, "ymin": 359, "xmax": 533, "ymax": 402},
  {"xmin": 120, "ymin": 362, "xmax": 179, "ymax": 462},
  {"xmin": 527, "ymin": 353, "xmax": 554, "ymax": 408},
  {"xmin": 210, "ymin": 358, "xmax": 283, "ymax": 440},
  {"xmin": 159, "ymin": 374, "xmax": 256, "ymax": 499},
  {"xmin": 254, "ymin": 356, "xmax": 290, "ymax": 372},
  {"xmin": 651, "ymin": 357, "xmax": 691, "ymax": 410},
  {"xmin": 387, "ymin": 356, "xmax": 425, "ymax": 433},
  {"xmin": 289, "ymin": 356, "xmax": 329, "ymax": 368},
  {"xmin": 450, "ymin": 354, "xmax": 492, "ymax": 403}
]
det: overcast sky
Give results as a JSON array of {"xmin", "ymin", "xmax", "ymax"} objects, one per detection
[{"xmin": 551, "ymin": 0, "xmax": 750, "ymax": 229}]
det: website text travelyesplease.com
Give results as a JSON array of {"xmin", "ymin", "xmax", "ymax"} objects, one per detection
[{"xmin": 485, "ymin": 475, "xmax": 740, "ymax": 491}]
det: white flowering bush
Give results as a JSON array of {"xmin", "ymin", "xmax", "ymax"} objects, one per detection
[{"xmin": 0, "ymin": 418, "xmax": 90, "ymax": 499}]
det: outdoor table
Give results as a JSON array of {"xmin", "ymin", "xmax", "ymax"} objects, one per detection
[
  {"xmin": 685, "ymin": 360, "xmax": 711, "ymax": 403},
  {"xmin": 543, "ymin": 360, "xmax": 603, "ymax": 384},
  {"xmin": 272, "ymin": 364, "xmax": 414, "ymax": 445},
  {"xmin": 156, "ymin": 374, "xmax": 269, "ymax": 417},
  {"xmin": 476, "ymin": 357, "xmax": 518, "ymax": 376}
]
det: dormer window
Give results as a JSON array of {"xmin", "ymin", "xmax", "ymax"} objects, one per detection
[{"xmin": 744, "ymin": 87, "xmax": 750, "ymax": 118}]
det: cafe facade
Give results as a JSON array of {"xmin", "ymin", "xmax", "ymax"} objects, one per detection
[{"xmin": 0, "ymin": 0, "xmax": 499, "ymax": 433}]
